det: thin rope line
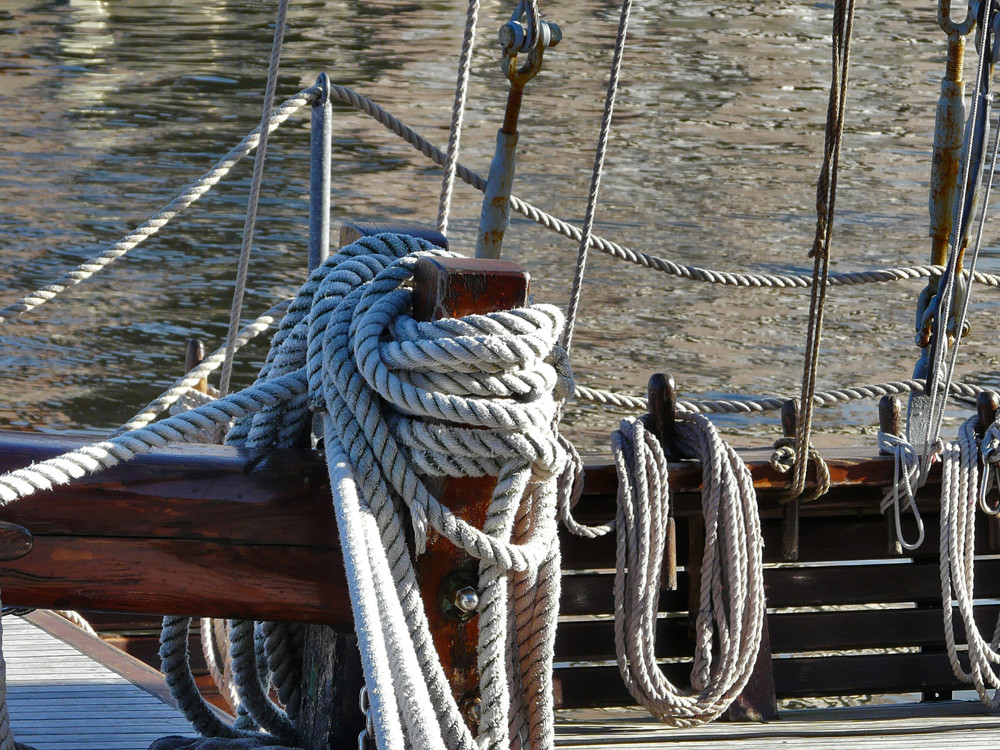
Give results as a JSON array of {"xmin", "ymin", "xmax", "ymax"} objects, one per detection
[
  {"xmin": 0, "ymin": 88, "xmax": 315, "ymax": 326},
  {"xmin": 437, "ymin": 0, "xmax": 481, "ymax": 236},
  {"xmin": 573, "ymin": 377, "xmax": 988, "ymax": 415},
  {"xmin": 562, "ymin": 0, "xmax": 632, "ymax": 353},
  {"xmin": 790, "ymin": 0, "xmax": 855, "ymax": 498},
  {"xmin": 321, "ymin": 82, "xmax": 1000, "ymax": 290},
  {"xmin": 219, "ymin": 0, "xmax": 290, "ymax": 398}
]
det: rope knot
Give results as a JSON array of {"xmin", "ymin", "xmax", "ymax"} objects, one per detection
[{"xmin": 770, "ymin": 437, "xmax": 831, "ymax": 503}]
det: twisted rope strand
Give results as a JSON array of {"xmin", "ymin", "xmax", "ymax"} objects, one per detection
[
  {"xmin": 323, "ymin": 82, "xmax": 1000, "ymax": 290},
  {"xmin": 0, "ymin": 88, "xmax": 317, "ymax": 325}
]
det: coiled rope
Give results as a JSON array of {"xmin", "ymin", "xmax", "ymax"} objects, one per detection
[
  {"xmin": 608, "ymin": 415, "xmax": 763, "ymax": 725},
  {"xmin": 0, "ymin": 235, "xmax": 574, "ymax": 749},
  {"xmin": 939, "ymin": 416, "xmax": 1000, "ymax": 707}
]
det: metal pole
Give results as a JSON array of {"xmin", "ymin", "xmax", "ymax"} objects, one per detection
[{"xmin": 309, "ymin": 73, "xmax": 332, "ymax": 272}]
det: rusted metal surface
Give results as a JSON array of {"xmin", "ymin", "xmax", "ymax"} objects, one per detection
[{"xmin": 410, "ymin": 255, "xmax": 530, "ymax": 732}]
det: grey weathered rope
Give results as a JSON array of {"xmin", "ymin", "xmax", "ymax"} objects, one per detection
[
  {"xmin": 574, "ymin": 378, "xmax": 988, "ymax": 415},
  {"xmin": 322, "ymin": 82, "xmax": 1000, "ymax": 290},
  {"xmin": 0, "ymin": 88, "xmax": 316, "ymax": 326},
  {"xmin": 611, "ymin": 415, "xmax": 763, "ymax": 725},
  {"xmin": 562, "ymin": 0, "xmax": 632, "ymax": 353},
  {"xmin": 788, "ymin": 0, "xmax": 855, "ymax": 500},
  {"xmin": 218, "ymin": 0, "xmax": 291, "ymax": 399},
  {"xmin": 0, "ymin": 372, "xmax": 307, "ymax": 504},
  {"xmin": 436, "ymin": 0, "xmax": 481, "ymax": 236}
]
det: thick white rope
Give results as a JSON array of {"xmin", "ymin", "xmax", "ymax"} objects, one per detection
[
  {"xmin": 218, "ymin": 0, "xmax": 291, "ymax": 398},
  {"xmin": 610, "ymin": 414, "xmax": 764, "ymax": 726},
  {"xmin": 436, "ymin": 0, "xmax": 481, "ymax": 236},
  {"xmin": 220, "ymin": 234, "xmax": 570, "ymax": 748},
  {"xmin": 562, "ymin": 0, "xmax": 631, "ymax": 353},
  {"xmin": 939, "ymin": 416, "xmax": 1000, "ymax": 707},
  {"xmin": 0, "ymin": 89, "xmax": 316, "ymax": 326}
]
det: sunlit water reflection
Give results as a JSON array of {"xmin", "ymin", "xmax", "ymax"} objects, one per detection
[{"xmin": 0, "ymin": 0, "xmax": 996, "ymax": 453}]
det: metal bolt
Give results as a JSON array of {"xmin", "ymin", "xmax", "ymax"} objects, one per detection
[
  {"xmin": 460, "ymin": 695, "xmax": 482, "ymax": 726},
  {"xmin": 439, "ymin": 570, "xmax": 480, "ymax": 622},
  {"xmin": 453, "ymin": 586, "xmax": 479, "ymax": 614}
]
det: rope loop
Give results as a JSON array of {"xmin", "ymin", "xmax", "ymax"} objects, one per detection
[{"xmin": 878, "ymin": 432, "xmax": 928, "ymax": 551}]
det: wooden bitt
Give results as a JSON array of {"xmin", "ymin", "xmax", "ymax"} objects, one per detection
[
  {"xmin": 411, "ymin": 255, "xmax": 530, "ymax": 733},
  {"xmin": 977, "ymin": 391, "xmax": 1000, "ymax": 552},
  {"xmin": 299, "ymin": 625, "xmax": 366, "ymax": 750},
  {"xmin": 878, "ymin": 395, "xmax": 904, "ymax": 556},
  {"xmin": 779, "ymin": 399, "xmax": 800, "ymax": 563},
  {"xmin": 644, "ymin": 373, "xmax": 679, "ymax": 590},
  {"xmin": 726, "ymin": 403, "xmax": 781, "ymax": 723},
  {"xmin": 185, "ymin": 338, "xmax": 208, "ymax": 394}
]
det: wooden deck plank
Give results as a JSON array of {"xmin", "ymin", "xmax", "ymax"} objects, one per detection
[
  {"xmin": 3, "ymin": 613, "xmax": 196, "ymax": 749},
  {"xmin": 554, "ymin": 703, "xmax": 1000, "ymax": 748}
]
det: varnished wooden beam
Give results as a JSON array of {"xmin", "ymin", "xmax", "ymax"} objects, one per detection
[{"xmin": 0, "ymin": 430, "xmax": 944, "ymax": 621}]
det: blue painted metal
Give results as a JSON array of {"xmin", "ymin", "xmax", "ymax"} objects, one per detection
[{"xmin": 474, "ymin": 130, "xmax": 519, "ymax": 260}]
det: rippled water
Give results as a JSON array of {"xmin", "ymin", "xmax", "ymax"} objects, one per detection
[{"xmin": 0, "ymin": 0, "xmax": 997, "ymax": 452}]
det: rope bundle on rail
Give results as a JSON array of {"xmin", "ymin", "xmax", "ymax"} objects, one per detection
[
  {"xmin": 939, "ymin": 416, "xmax": 1000, "ymax": 708},
  {"xmin": 608, "ymin": 415, "xmax": 764, "ymax": 726}
]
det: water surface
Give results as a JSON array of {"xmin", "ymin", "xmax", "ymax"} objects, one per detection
[{"xmin": 0, "ymin": 0, "xmax": 997, "ymax": 452}]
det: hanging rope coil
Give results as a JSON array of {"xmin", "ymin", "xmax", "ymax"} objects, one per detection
[
  {"xmin": 939, "ymin": 416, "xmax": 1000, "ymax": 707},
  {"xmin": 610, "ymin": 414, "xmax": 764, "ymax": 726}
]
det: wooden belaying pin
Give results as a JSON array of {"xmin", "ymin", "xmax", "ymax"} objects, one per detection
[
  {"xmin": 185, "ymin": 338, "xmax": 208, "ymax": 394},
  {"xmin": 780, "ymin": 399, "xmax": 801, "ymax": 562},
  {"xmin": 879, "ymin": 395, "xmax": 904, "ymax": 556},
  {"xmin": 646, "ymin": 373, "xmax": 679, "ymax": 591},
  {"xmin": 976, "ymin": 391, "xmax": 1000, "ymax": 551}
]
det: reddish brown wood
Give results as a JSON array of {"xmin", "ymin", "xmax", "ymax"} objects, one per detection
[
  {"xmin": 1, "ymin": 536, "xmax": 350, "ymax": 623},
  {"xmin": 0, "ymin": 428, "xmax": 951, "ymax": 625},
  {"xmin": 410, "ymin": 256, "xmax": 529, "ymax": 731}
]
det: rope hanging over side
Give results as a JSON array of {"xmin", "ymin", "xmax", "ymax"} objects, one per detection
[{"xmin": 610, "ymin": 414, "xmax": 764, "ymax": 726}]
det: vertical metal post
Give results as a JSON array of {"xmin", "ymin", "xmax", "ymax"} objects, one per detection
[{"xmin": 309, "ymin": 73, "xmax": 332, "ymax": 272}]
